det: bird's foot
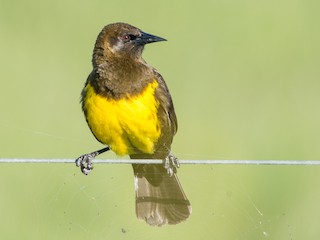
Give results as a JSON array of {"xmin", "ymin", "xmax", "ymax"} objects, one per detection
[
  {"xmin": 163, "ymin": 153, "xmax": 179, "ymax": 177},
  {"xmin": 75, "ymin": 152, "xmax": 98, "ymax": 175},
  {"xmin": 75, "ymin": 146, "xmax": 111, "ymax": 175}
]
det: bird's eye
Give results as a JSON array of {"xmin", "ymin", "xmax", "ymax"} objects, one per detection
[
  {"xmin": 123, "ymin": 34, "xmax": 130, "ymax": 41},
  {"xmin": 122, "ymin": 34, "xmax": 137, "ymax": 42}
]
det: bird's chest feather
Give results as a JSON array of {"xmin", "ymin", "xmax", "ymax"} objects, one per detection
[{"xmin": 83, "ymin": 80, "xmax": 161, "ymax": 156}]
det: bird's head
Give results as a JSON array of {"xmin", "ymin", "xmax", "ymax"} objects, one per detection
[{"xmin": 93, "ymin": 22, "xmax": 166, "ymax": 64}]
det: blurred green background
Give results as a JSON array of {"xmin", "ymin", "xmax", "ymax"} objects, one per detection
[{"xmin": 1, "ymin": 0, "xmax": 320, "ymax": 239}]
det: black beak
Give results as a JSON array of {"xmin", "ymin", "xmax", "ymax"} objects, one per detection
[{"xmin": 135, "ymin": 31, "xmax": 167, "ymax": 45}]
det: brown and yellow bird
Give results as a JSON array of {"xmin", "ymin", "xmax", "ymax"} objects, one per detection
[{"xmin": 76, "ymin": 22, "xmax": 191, "ymax": 226}]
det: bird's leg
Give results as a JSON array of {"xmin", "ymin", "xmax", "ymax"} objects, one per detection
[
  {"xmin": 163, "ymin": 152, "xmax": 180, "ymax": 177},
  {"xmin": 75, "ymin": 146, "xmax": 110, "ymax": 175}
]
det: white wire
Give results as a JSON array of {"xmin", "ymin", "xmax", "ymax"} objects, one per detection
[{"xmin": 0, "ymin": 158, "xmax": 320, "ymax": 165}]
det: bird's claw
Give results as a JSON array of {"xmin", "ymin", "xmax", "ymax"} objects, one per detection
[
  {"xmin": 163, "ymin": 153, "xmax": 179, "ymax": 177},
  {"xmin": 75, "ymin": 147, "xmax": 111, "ymax": 175},
  {"xmin": 75, "ymin": 152, "xmax": 98, "ymax": 175}
]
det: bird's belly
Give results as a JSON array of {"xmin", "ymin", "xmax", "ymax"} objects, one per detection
[{"xmin": 83, "ymin": 81, "xmax": 161, "ymax": 156}]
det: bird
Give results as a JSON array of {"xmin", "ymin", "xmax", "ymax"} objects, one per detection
[{"xmin": 75, "ymin": 22, "xmax": 191, "ymax": 226}]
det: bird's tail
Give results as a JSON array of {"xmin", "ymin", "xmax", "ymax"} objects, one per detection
[{"xmin": 132, "ymin": 164, "xmax": 191, "ymax": 226}]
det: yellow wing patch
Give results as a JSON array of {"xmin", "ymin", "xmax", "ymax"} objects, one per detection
[{"xmin": 83, "ymin": 80, "xmax": 161, "ymax": 156}]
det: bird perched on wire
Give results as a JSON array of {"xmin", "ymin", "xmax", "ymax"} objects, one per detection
[{"xmin": 75, "ymin": 22, "xmax": 191, "ymax": 226}]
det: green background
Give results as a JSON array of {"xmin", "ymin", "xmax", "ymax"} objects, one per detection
[{"xmin": 1, "ymin": 0, "xmax": 320, "ymax": 239}]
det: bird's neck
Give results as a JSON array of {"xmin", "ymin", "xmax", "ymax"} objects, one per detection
[{"xmin": 91, "ymin": 54, "xmax": 153, "ymax": 99}]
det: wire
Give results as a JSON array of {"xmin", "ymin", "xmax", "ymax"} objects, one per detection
[{"xmin": 0, "ymin": 158, "xmax": 320, "ymax": 165}]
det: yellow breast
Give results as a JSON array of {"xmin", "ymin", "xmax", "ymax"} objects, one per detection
[{"xmin": 83, "ymin": 80, "xmax": 161, "ymax": 156}]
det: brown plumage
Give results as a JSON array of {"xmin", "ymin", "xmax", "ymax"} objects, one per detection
[{"xmin": 77, "ymin": 22, "xmax": 191, "ymax": 226}]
